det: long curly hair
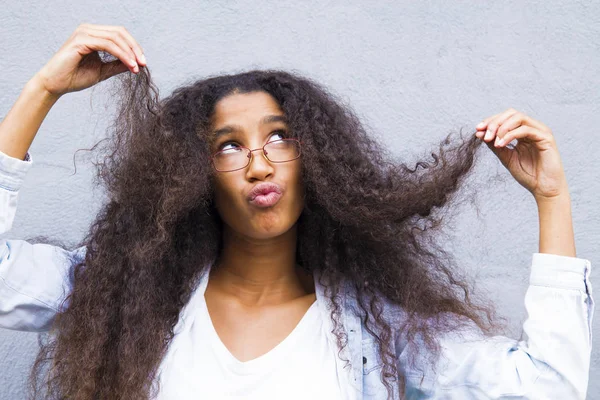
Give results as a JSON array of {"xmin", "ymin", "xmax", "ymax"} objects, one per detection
[{"xmin": 28, "ymin": 68, "xmax": 509, "ymax": 399}]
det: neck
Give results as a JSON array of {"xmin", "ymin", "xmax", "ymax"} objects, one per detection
[{"xmin": 209, "ymin": 223, "xmax": 314, "ymax": 307}]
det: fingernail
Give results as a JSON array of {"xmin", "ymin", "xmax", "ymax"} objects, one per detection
[
  {"xmin": 497, "ymin": 137, "xmax": 505, "ymax": 146},
  {"xmin": 141, "ymin": 54, "xmax": 147, "ymax": 64},
  {"xmin": 484, "ymin": 129, "xmax": 493, "ymax": 140}
]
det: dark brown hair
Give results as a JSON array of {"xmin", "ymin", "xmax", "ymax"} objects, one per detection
[{"xmin": 29, "ymin": 68, "xmax": 509, "ymax": 399}]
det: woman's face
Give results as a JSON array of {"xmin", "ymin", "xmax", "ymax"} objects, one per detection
[{"xmin": 209, "ymin": 91, "xmax": 304, "ymax": 239}]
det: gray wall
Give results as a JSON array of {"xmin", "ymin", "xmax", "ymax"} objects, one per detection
[{"xmin": 1, "ymin": 0, "xmax": 598, "ymax": 398}]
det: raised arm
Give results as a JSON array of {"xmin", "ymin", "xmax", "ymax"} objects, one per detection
[
  {"xmin": 0, "ymin": 77, "xmax": 60, "ymax": 161},
  {"xmin": 0, "ymin": 23, "xmax": 146, "ymax": 161},
  {"xmin": 398, "ymin": 109, "xmax": 594, "ymax": 398},
  {"xmin": 0, "ymin": 23, "xmax": 146, "ymax": 331}
]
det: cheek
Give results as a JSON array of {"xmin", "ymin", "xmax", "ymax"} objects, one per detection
[
  {"xmin": 287, "ymin": 165, "xmax": 305, "ymax": 211},
  {"xmin": 212, "ymin": 179, "xmax": 240, "ymax": 217}
]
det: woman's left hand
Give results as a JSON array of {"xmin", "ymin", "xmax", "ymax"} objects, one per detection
[{"xmin": 475, "ymin": 108, "xmax": 569, "ymax": 202}]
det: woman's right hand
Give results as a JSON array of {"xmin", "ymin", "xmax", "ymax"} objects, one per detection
[{"xmin": 34, "ymin": 23, "xmax": 147, "ymax": 97}]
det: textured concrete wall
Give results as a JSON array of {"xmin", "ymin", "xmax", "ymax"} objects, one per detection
[{"xmin": 1, "ymin": 1, "xmax": 598, "ymax": 398}]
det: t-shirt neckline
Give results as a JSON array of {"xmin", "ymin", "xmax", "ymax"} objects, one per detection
[{"xmin": 196, "ymin": 265, "xmax": 319, "ymax": 375}]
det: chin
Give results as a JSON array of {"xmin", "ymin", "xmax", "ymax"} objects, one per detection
[{"xmin": 248, "ymin": 213, "xmax": 299, "ymax": 238}]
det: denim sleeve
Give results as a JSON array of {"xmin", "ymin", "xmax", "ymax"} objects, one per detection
[
  {"xmin": 0, "ymin": 149, "xmax": 86, "ymax": 332},
  {"xmin": 399, "ymin": 253, "xmax": 594, "ymax": 399}
]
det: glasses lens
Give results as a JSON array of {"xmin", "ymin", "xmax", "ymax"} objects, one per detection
[
  {"xmin": 213, "ymin": 147, "xmax": 248, "ymax": 172},
  {"xmin": 264, "ymin": 139, "xmax": 300, "ymax": 162},
  {"xmin": 213, "ymin": 139, "xmax": 300, "ymax": 172}
]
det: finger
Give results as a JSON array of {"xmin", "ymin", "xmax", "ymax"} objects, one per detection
[
  {"xmin": 476, "ymin": 109, "xmax": 547, "ymax": 132},
  {"xmin": 483, "ymin": 108, "xmax": 519, "ymax": 142},
  {"xmin": 494, "ymin": 113, "xmax": 525, "ymax": 147},
  {"xmin": 496, "ymin": 125, "xmax": 548, "ymax": 147},
  {"xmin": 85, "ymin": 28, "xmax": 140, "ymax": 73},
  {"xmin": 475, "ymin": 107, "xmax": 518, "ymax": 132},
  {"xmin": 81, "ymin": 24, "xmax": 146, "ymax": 66},
  {"xmin": 76, "ymin": 34, "xmax": 139, "ymax": 73},
  {"xmin": 475, "ymin": 112, "xmax": 501, "ymax": 131},
  {"xmin": 475, "ymin": 112, "xmax": 502, "ymax": 139},
  {"xmin": 521, "ymin": 113, "xmax": 549, "ymax": 132}
]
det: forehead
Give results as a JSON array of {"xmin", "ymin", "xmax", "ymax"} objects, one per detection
[{"xmin": 211, "ymin": 91, "xmax": 283, "ymax": 124}]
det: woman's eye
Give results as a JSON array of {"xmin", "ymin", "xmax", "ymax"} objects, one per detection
[
  {"xmin": 269, "ymin": 130, "xmax": 288, "ymax": 141},
  {"xmin": 219, "ymin": 130, "xmax": 289, "ymax": 151},
  {"xmin": 219, "ymin": 142, "xmax": 238, "ymax": 152}
]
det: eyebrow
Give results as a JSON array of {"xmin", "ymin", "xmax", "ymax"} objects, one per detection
[{"xmin": 212, "ymin": 115, "xmax": 288, "ymax": 140}]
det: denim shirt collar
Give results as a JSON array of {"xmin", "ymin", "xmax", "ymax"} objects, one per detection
[{"xmin": 313, "ymin": 268, "xmax": 389, "ymax": 400}]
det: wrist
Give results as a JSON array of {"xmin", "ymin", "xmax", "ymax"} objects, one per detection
[
  {"xmin": 535, "ymin": 191, "xmax": 575, "ymax": 257},
  {"xmin": 27, "ymin": 74, "xmax": 62, "ymax": 104},
  {"xmin": 535, "ymin": 191, "xmax": 571, "ymax": 209},
  {"xmin": 534, "ymin": 182, "xmax": 571, "ymax": 206}
]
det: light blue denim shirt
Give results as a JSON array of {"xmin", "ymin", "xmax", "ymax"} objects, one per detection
[{"xmin": 0, "ymin": 150, "xmax": 594, "ymax": 399}]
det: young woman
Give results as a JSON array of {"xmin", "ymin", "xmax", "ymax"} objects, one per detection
[{"xmin": 0, "ymin": 23, "xmax": 593, "ymax": 400}]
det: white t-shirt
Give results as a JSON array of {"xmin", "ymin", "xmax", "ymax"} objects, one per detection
[{"xmin": 154, "ymin": 265, "xmax": 348, "ymax": 399}]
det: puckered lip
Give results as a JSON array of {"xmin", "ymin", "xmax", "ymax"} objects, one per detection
[{"xmin": 246, "ymin": 182, "xmax": 284, "ymax": 202}]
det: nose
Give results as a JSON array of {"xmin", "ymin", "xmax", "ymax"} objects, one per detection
[{"xmin": 246, "ymin": 147, "xmax": 274, "ymax": 177}]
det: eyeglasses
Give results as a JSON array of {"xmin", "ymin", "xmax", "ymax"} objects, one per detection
[{"xmin": 210, "ymin": 139, "xmax": 302, "ymax": 172}]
